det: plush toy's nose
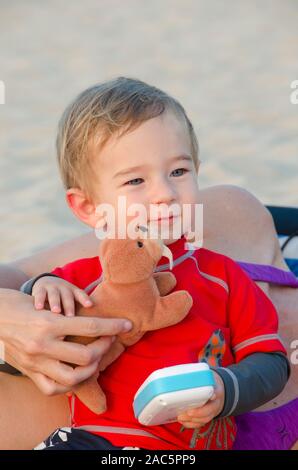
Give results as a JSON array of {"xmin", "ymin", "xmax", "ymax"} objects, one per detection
[
  {"xmin": 143, "ymin": 239, "xmax": 162, "ymax": 263},
  {"xmin": 136, "ymin": 225, "xmax": 173, "ymax": 269},
  {"xmin": 144, "ymin": 239, "xmax": 173, "ymax": 270}
]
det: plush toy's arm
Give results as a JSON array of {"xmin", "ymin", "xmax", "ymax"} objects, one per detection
[
  {"xmin": 148, "ymin": 290, "xmax": 193, "ymax": 331},
  {"xmin": 153, "ymin": 272, "xmax": 176, "ymax": 296}
]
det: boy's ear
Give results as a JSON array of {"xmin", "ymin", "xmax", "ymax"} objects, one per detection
[{"xmin": 66, "ymin": 188, "xmax": 98, "ymax": 227}]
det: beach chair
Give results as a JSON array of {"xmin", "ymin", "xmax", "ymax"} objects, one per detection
[{"xmin": 267, "ymin": 205, "xmax": 298, "ymax": 276}]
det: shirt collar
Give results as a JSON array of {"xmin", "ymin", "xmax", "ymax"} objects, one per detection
[{"xmin": 156, "ymin": 235, "xmax": 196, "ymax": 271}]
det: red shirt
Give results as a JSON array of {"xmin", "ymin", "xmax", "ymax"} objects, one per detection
[{"xmin": 53, "ymin": 236, "xmax": 286, "ymax": 450}]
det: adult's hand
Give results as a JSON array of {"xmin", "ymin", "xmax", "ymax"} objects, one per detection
[{"xmin": 0, "ymin": 289, "xmax": 132, "ymax": 395}]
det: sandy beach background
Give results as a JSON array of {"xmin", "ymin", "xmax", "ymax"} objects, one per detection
[{"xmin": 0, "ymin": 0, "xmax": 297, "ymax": 262}]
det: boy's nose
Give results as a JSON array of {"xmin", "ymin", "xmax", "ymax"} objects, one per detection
[{"xmin": 149, "ymin": 178, "xmax": 177, "ymax": 205}]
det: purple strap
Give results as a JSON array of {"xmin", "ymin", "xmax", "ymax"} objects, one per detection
[{"xmin": 237, "ymin": 261, "xmax": 298, "ymax": 288}]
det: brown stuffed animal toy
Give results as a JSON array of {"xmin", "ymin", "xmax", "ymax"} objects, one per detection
[{"xmin": 67, "ymin": 236, "xmax": 193, "ymax": 414}]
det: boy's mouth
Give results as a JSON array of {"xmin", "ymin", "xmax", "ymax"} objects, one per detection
[{"xmin": 149, "ymin": 215, "xmax": 176, "ymax": 222}]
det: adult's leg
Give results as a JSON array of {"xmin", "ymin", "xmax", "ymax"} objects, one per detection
[
  {"xmin": 0, "ymin": 372, "xmax": 69, "ymax": 449},
  {"xmin": 200, "ymin": 185, "xmax": 278, "ymax": 265}
]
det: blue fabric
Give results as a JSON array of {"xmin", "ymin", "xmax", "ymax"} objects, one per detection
[{"xmin": 285, "ymin": 258, "xmax": 298, "ymax": 277}]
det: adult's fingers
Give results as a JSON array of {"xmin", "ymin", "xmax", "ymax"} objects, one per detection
[
  {"xmin": 30, "ymin": 358, "xmax": 100, "ymax": 390},
  {"xmin": 3, "ymin": 350, "xmax": 70, "ymax": 395},
  {"xmin": 43, "ymin": 336, "xmax": 114, "ymax": 366},
  {"xmin": 28, "ymin": 371, "xmax": 72, "ymax": 395},
  {"xmin": 52, "ymin": 315, "xmax": 132, "ymax": 338}
]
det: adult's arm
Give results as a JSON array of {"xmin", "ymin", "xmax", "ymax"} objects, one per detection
[
  {"xmin": 0, "ymin": 264, "xmax": 29, "ymax": 290},
  {"xmin": 0, "ymin": 231, "xmax": 98, "ymax": 290},
  {"xmin": 11, "ymin": 231, "xmax": 99, "ymax": 278}
]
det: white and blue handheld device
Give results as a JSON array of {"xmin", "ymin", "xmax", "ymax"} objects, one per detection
[{"xmin": 133, "ymin": 363, "xmax": 215, "ymax": 426}]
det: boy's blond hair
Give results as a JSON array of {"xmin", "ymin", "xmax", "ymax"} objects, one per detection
[{"xmin": 56, "ymin": 76, "xmax": 199, "ymax": 197}]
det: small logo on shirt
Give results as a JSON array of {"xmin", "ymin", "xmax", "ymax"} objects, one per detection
[{"xmin": 197, "ymin": 329, "xmax": 226, "ymax": 367}]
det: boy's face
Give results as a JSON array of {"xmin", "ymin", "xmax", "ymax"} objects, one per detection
[{"xmin": 69, "ymin": 110, "xmax": 200, "ymax": 245}]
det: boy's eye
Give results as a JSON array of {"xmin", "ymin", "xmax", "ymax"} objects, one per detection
[
  {"xmin": 124, "ymin": 169, "xmax": 188, "ymax": 185},
  {"xmin": 125, "ymin": 178, "xmax": 144, "ymax": 186},
  {"xmin": 171, "ymin": 168, "xmax": 188, "ymax": 177}
]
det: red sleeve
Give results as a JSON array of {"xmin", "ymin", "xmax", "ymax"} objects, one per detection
[
  {"xmin": 52, "ymin": 256, "xmax": 102, "ymax": 291},
  {"xmin": 225, "ymin": 257, "xmax": 287, "ymax": 362}
]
